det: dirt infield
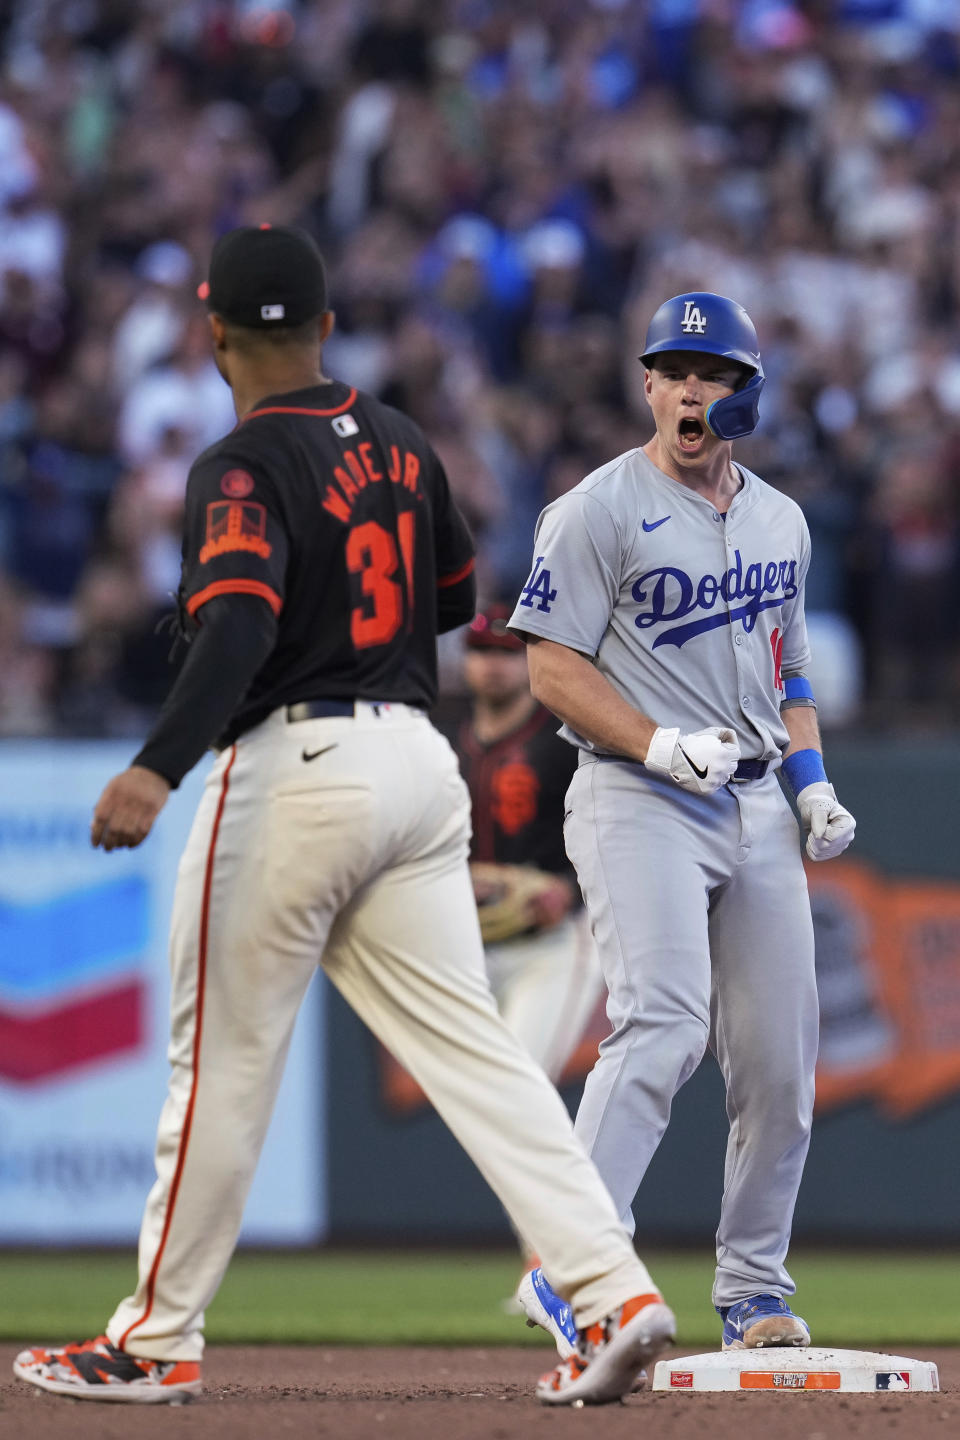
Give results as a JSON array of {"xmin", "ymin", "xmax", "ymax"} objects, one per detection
[{"xmin": 1, "ymin": 1345, "xmax": 956, "ymax": 1438}]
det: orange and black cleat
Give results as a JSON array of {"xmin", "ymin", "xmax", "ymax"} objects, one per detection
[
  {"xmin": 536, "ymin": 1293, "xmax": 675, "ymax": 1405},
  {"xmin": 13, "ymin": 1335, "xmax": 201, "ymax": 1404}
]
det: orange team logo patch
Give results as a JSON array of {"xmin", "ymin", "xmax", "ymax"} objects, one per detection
[
  {"xmin": 491, "ymin": 761, "xmax": 539, "ymax": 836},
  {"xmin": 199, "ymin": 500, "xmax": 272, "ymax": 564},
  {"xmin": 220, "ymin": 468, "xmax": 255, "ymax": 498}
]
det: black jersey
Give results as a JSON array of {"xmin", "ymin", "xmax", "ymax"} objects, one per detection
[
  {"xmin": 451, "ymin": 704, "xmax": 578, "ymax": 883},
  {"xmin": 176, "ymin": 380, "xmax": 475, "ymax": 744}
]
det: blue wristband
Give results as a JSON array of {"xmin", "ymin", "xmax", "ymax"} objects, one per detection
[
  {"xmin": 781, "ymin": 748, "xmax": 828, "ymax": 797},
  {"xmin": 783, "ymin": 676, "xmax": 815, "ymax": 703}
]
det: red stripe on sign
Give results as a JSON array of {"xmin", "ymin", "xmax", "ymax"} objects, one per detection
[
  {"xmin": 119, "ymin": 746, "xmax": 237, "ymax": 1351},
  {"xmin": 241, "ymin": 389, "xmax": 357, "ymax": 422},
  {"xmin": 0, "ymin": 983, "xmax": 143, "ymax": 1083}
]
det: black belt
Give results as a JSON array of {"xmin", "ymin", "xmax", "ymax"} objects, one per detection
[
  {"xmin": 730, "ymin": 757, "xmax": 769, "ymax": 782},
  {"xmin": 608, "ymin": 753, "xmax": 771, "ymax": 781},
  {"xmin": 286, "ymin": 700, "xmax": 403, "ymax": 721}
]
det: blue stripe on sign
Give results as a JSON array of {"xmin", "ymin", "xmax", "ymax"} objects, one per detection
[{"xmin": 0, "ymin": 875, "xmax": 150, "ymax": 1000}]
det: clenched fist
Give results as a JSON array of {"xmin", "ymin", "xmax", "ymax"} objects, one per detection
[
  {"xmin": 796, "ymin": 781, "xmax": 856, "ymax": 862},
  {"xmin": 644, "ymin": 725, "xmax": 741, "ymax": 795},
  {"xmin": 92, "ymin": 765, "xmax": 171, "ymax": 851}
]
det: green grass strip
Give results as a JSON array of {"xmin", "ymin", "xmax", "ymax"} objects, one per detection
[{"xmin": 0, "ymin": 1250, "xmax": 956, "ymax": 1347}]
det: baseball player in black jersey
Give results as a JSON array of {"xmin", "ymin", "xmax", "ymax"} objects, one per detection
[
  {"xmin": 451, "ymin": 604, "xmax": 604, "ymax": 1083},
  {"xmin": 15, "ymin": 226, "xmax": 674, "ymax": 1407}
]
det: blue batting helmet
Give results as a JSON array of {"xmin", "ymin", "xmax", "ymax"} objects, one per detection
[{"xmin": 639, "ymin": 291, "xmax": 764, "ymax": 440}]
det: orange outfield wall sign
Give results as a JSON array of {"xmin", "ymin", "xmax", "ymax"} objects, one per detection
[
  {"xmin": 808, "ymin": 861, "xmax": 960, "ymax": 1118},
  {"xmin": 378, "ymin": 860, "xmax": 960, "ymax": 1120}
]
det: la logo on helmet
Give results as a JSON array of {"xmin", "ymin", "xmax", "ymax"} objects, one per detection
[{"xmin": 680, "ymin": 301, "xmax": 707, "ymax": 334}]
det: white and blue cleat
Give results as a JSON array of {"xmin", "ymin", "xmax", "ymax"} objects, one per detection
[
  {"xmin": 719, "ymin": 1294, "xmax": 810, "ymax": 1350},
  {"xmin": 516, "ymin": 1266, "xmax": 578, "ymax": 1359}
]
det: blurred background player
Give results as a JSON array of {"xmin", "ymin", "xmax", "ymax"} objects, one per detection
[{"xmin": 451, "ymin": 603, "xmax": 605, "ymax": 1085}]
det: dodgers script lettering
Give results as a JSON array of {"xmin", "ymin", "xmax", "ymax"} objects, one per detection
[{"xmin": 632, "ymin": 549, "xmax": 798, "ymax": 649}]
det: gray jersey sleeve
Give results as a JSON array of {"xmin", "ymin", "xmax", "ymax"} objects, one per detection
[
  {"xmin": 779, "ymin": 515, "xmax": 812, "ymax": 677},
  {"xmin": 509, "ymin": 493, "xmax": 621, "ymax": 655}
]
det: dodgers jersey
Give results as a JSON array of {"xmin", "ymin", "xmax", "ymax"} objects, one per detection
[{"xmin": 508, "ymin": 447, "xmax": 811, "ymax": 762}]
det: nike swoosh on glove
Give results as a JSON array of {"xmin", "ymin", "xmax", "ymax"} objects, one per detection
[
  {"xmin": 796, "ymin": 781, "xmax": 856, "ymax": 861},
  {"xmin": 645, "ymin": 725, "xmax": 741, "ymax": 796}
]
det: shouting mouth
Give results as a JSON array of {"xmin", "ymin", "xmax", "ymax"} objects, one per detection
[{"xmin": 677, "ymin": 417, "xmax": 706, "ymax": 454}]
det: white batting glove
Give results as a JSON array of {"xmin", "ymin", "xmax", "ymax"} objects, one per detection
[
  {"xmin": 796, "ymin": 781, "xmax": 856, "ymax": 861},
  {"xmin": 645, "ymin": 725, "xmax": 741, "ymax": 795}
]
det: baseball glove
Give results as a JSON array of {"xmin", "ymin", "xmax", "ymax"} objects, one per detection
[{"xmin": 470, "ymin": 862, "xmax": 568, "ymax": 944}]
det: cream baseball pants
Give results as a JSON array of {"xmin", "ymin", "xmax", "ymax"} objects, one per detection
[{"xmin": 107, "ymin": 705, "xmax": 656, "ymax": 1360}]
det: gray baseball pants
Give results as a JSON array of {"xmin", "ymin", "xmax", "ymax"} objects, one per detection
[{"xmin": 564, "ymin": 757, "xmax": 818, "ymax": 1309}]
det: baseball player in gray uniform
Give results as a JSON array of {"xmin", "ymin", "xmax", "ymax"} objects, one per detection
[{"xmin": 510, "ymin": 292, "xmax": 856, "ymax": 1355}]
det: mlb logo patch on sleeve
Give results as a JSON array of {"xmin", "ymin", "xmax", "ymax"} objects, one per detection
[{"xmin": 876, "ymin": 1371, "xmax": 910, "ymax": 1390}]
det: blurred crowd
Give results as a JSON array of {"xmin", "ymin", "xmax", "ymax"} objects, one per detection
[{"xmin": 1, "ymin": 0, "xmax": 960, "ymax": 740}]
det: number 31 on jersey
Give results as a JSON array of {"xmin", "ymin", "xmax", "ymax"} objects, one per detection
[{"xmin": 346, "ymin": 513, "xmax": 416, "ymax": 648}]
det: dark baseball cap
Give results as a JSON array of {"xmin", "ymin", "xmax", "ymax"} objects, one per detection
[
  {"xmin": 198, "ymin": 224, "xmax": 327, "ymax": 328},
  {"xmin": 466, "ymin": 603, "xmax": 524, "ymax": 651}
]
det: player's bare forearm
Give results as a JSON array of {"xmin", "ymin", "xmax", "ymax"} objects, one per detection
[
  {"xmin": 525, "ymin": 636, "xmax": 658, "ymax": 762},
  {"xmin": 782, "ymin": 703, "xmax": 822, "ymax": 757}
]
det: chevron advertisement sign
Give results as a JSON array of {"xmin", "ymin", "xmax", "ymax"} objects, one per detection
[
  {"xmin": 0, "ymin": 743, "xmax": 326, "ymax": 1243},
  {"xmin": 0, "ymin": 874, "xmax": 149, "ymax": 1082}
]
